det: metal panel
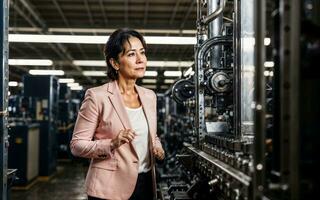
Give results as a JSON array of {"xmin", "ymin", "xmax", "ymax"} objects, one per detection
[
  {"xmin": 1, "ymin": 0, "xmax": 9, "ymax": 199},
  {"xmin": 280, "ymin": 0, "xmax": 300, "ymax": 199},
  {"xmin": 240, "ymin": 0, "xmax": 255, "ymax": 135},
  {"xmin": 253, "ymin": 0, "xmax": 266, "ymax": 199}
]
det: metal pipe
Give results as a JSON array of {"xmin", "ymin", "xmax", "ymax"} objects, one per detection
[
  {"xmin": 1, "ymin": 0, "xmax": 9, "ymax": 198},
  {"xmin": 202, "ymin": 0, "xmax": 226, "ymax": 25},
  {"xmin": 253, "ymin": 0, "xmax": 266, "ymax": 198},
  {"xmin": 280, "ymin": 0, "xmax": 300, "ymax": 198},
  {"xmin": 208, "ymin": 0, "xmax": 223, "ymax": 70},
  {"xmin": 233, "ymin": 0, "xmax": 241, "ymax": 138}
]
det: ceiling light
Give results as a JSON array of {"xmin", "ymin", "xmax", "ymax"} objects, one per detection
[
  {"xmin": 164, "ymin": 71, "xmax": 182, "ymax": 77},
  {"xmin": 142, "ymin": 79, "xmax": 157, "ymax": 84},
  {"xmin": 242, "ymin": 37, "xmax": 271, "ymax": 47},
  {"xmin": 73, "ymin": 60, "xmax": 193, "ymax": 68},
  {"xmin": 82, "ymin": 71, "xmax": 106, "ymax": 76},
  {"xmin": 148, "ymin": 61, "xmax": 193, "ymax": 67},
  {"xmin": 29, "ymin": 69, "xmax": 64, "ymax": 75},
  {"xmin": 70, "ymin": 86, "xmax": 83, "ymax": 91},
  {"xmin": 264, "ymin": 61, "xmax": 274, "ymax": 68},
  {"xmin": 73, "ymin": 60, "xmax": 105, "ymax": 66},
  {"xmin": 144, "ymin": 71, "xmax": 158, "ymax": 77},
  {"xmin": 10, "ymin": 27, "xmax": 197, "ymax": 35},
  {"xmin": 264, "ymin": 38, "xmax": 271, "ymax": 46},
  {"xmin": 160, "ymin": 85, "xmax": 169, "ymax": 89},
  {"xmin": 9, "ymin": 59, "xmax": 53, "ymax": 66},
  {"xmin": 8, "ymin": 81, "xmax": 18, "ymax": 87},
  {"xmin": 59, "ymin": 78, "xmax": 75, "ymax": 83},
  {"xmin": 264, "ymin": 71, "xmax": 270, "ymax": 76},
  {"xmin": 142, "ymin": 85, "xmax": 156, "ymax": 89},
  {"xmin": 9, "ymin": 34, "xmax": 196, "ymax": 45},
  {"xmin": 67, "ymin": 83, "xmax": 79, "ymax": 87},
  {"xmin": 145, "ymin": 36, "xmax": 195, "ymax": 45},
  {"xmin": 164, "ymin": 79, "xmax": 176, "ymax": 84}
]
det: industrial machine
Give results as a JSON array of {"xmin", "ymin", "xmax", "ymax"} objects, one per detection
[
  {"xmin": 23, "ymin": 75, "xmax": 59, "ymax": 177},
  {"xmin": 158, "ymin": 0, "xmax": 318, "ymax": 200},
  {"xmin": 57, "ymin": 83, "xmax": 74, "ymax": 159}
]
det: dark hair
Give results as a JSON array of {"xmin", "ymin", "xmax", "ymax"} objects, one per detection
[{"xmin": 104, "ymin": 28, "xmax": 147, "ymax": 80}]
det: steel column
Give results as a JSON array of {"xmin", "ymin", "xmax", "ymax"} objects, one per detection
[
  {"xmin": 253, "ymin": 0, "xmax": 266, "ymax": 199},
  {"xmin": 0, "ymin": 0, "xmax": 9, "ymax": 199},
  {"xmin": 279, "ymin": 0, "xmax": 300, "ymax": 199}
]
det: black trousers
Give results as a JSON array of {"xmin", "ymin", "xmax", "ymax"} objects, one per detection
[{"xmin": 88, "ymin": 170, "xmax": 153, "ymax": 200}]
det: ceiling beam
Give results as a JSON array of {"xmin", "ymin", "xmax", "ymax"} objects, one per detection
[
  {"xmin": 84, "ymin": 0, "xmax": 94, "ymax": 26},
  {"xmin": 83, "ymin": 0, "xmax": 104, "ymax": 59},
  {"xmin": 98, "ymin": 0, "xmax": 108, "ymax": 26},
  {"xmin": 169, "ymin": 0, "xmax": 181, "ymax": 25},
  {"xmin": 52, "ymin": 0, "xmax": 89, "ymax": 60},
  {"xmin": 14, "ymin": 0, "xmax": 92, "ymax": 83},
  {"xmin": 18, "ymin": 0, "xmax": 48, "ymax": 30},
  {"xmin": 124, "ymin": 0, "xmax": 128, "ymax": 25},
  {"xmin": 180, "ymin": 0, "xmax": 196, "ymax": 29},
  {"xmin": 143, "ymin": 0, "xmax": 149, "ymax": 26}
]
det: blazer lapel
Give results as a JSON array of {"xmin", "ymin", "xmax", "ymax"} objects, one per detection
[
  {"xmin": 107, "ymin": 81, "xmax": 132, "ymax": 129},
  {"xmin": 135, "ymin": 85, "xmax": 154, "ymax": 136}
]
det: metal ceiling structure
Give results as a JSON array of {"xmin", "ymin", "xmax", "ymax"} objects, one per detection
[{"xmin": 8, "ymin": 0, "xmax": 199, "ymax": 92}]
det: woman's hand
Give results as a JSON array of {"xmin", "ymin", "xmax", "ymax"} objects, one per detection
[
  {"xmin": 111, "ymin": 129, "xmax": 136, "ymax": 150},
  {"xmin": 153, "ymin": 147, "xmax": 165, "ymax": 160}
]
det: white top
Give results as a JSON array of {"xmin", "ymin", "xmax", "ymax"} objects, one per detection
[{"xmin": 125, "ymin": 106, "xmax": 151, "ymax": 173}]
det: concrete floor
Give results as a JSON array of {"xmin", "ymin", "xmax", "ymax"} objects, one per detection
[{"xmin": 10, "ymin": 160, "xmax": 89, "ymax": 200}]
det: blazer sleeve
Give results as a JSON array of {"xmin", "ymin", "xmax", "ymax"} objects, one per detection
[
  {"xmin": 152, "ymin": 91, "xmax": 163, "ymax": 150},
  {"xmin": 70, "ymin": 89, "xmax": 113, "ymax": 159}
]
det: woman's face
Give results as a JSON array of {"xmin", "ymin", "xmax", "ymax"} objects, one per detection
[{"xmin": 117, "ymin": 37, "xmax": 147, "ymax": 80}]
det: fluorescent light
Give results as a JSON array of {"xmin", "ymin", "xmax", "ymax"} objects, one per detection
[
  {"xmin": 29, "ymin": 69, "xmax": 64, "ymax": 75},
  {"xmin": 10, "ymin": 27, "xmax": 197, "ymax": 35},
  {"xmin": 67, "ymin": 83, "xmax": 79, "ymax": 87},
  {"xmin": 70, "ymin": 86, "xmax": 83, "ymax": 90},
  {"xmin": 142, "ymin": 85, "xmax": 156, "ymax": 89},
  {"xmin": 164, "ymin": 71, "xmax": 182, "ymax": 77},
  {"xmin": 264, "ymin": 38, "xmax": 271, "ymax": 46},
  {"xmin": 144, "ymin": 71, "xmax": 158, "ymax": 77},
  {"xmin": 82, "ymin": 71, "xmax": 106, "ymax": 76},
  {"xmin": 73, "ymin": 60, "xmax": 193, "ymax": 67},
  {"xmin": 264, "ymin": 61, "xmax": 274, "ymax": 68},
  {"xmin": 264, "ymin": 71, "xmax": 270, "ymax": 76},
  {"xmin": 164, "ymin": 79, "xmax": 175, "ymax": 84},
  {"xmin": 142, "ymin": 79, "xmax": 157, "ymax": 84},
  {"xmin": 8, "ymin": 81, "xmax": 18, "ymax": 87},
  {"xmin": 9, "ymin": 59, "xmax": 53, "ymax": 66},
  {"xmin": 145, "ymin": 36, "xmax": 195, "ymax": 45},
  {"xmin": 73, "ymin": 60, "xmax": 105, "ymax": 66},
  {"xmin": 148, "ymin": 61, "xmax": 193, "ymax": 67},
  {"xmin": 242, "ymin": 37, "xmax": 272, "ymax": 50},
  {"xmin": 59, "ymin": 78, "xmax": 75, "ymax": 83},
  {"xmin": 10, "ymin": 34, "xmax": 107, "ymax": 44},
  {"xmin": 9, "ymin": 34, "xmax": 196, "ymax": 45},
  {"xmin": 160, "ymin": 85, "xmax": 169, "ymax": 89},
  {"xmin": 269, "ymin": 71, "xmax": 274, "ymax": 77}
]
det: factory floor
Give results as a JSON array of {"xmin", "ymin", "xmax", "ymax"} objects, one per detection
[{"xmin": 10, "ymin": 159, "xmax": 89, "ymax": 200}]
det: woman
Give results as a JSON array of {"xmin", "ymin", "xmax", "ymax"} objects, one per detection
[{"xmin": 70, "ymin": 28, "xmax": 165, "ymax": 200}]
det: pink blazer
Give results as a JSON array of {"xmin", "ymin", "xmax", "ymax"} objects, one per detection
[{"xmin": 70, "ymin": 81, "xmax": 162, "ymax": 200}]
